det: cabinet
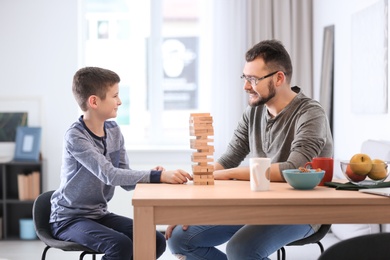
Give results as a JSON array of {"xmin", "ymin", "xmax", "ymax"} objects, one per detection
[{"xmin": 0, "ymin": 161, "xmax": 43, "ymax": 240}]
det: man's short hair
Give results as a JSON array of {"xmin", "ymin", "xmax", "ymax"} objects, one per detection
[{"xmin": 246, "ymin": 39, "xmax": 293, "ymax": 83}]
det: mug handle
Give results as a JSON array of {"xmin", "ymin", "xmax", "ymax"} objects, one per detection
[
  {"xmin": 304, "ymin": 162, "xmax": 313, "ymax": 170},
  {"xmin": 251, "ymin": 163, "xmax": 260, "ymax": 186}
]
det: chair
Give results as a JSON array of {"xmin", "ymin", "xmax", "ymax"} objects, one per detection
[
  {"xmin": 277, "ymin": 224, "xmax": 331, "ymax": 260},
  {"xmin": 318, "ymin": 232, "xmax": 390, "ymax": 260},
  {"xmin": 33, "ymin": 190, "xmax": 101, "ymax": 260}
]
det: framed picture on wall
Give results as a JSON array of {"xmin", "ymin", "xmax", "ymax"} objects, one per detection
[{"xmin": 13, "ymin": 126, "xmax": 41, "ymax": 162}]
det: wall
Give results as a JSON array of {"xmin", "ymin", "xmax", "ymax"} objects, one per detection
[
  {"xmin": 0, "ymin": 0, "xmax": 79, "ymax": 190},
  {"xmin": 313, "ymin": 0, "xmax": 390, "ymax": 178}
]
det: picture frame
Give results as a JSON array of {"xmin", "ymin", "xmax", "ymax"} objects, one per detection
[
  {"xmin": 0, "ymin": 97, "xmax": 42, "ymax": 161},
  {"xmin": 319, "ymin": 25, "xmax": 335, "ymax": 134},
  {"xmin": 13, "ymin": 126, "xmax": 42, "ymax": 162}
]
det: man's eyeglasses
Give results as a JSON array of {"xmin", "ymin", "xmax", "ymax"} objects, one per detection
[{"xmin": 241, "ymin": 71, "xmax": 280, "ymax": 87}]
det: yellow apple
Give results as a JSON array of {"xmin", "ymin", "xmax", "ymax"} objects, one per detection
[
  {"xmin": 368, "ymin": 159, "xmax": 388, "ymax": 180},
  {"xmin": 349, "ymin": 153, "xmax": 372, "ymax": 175}
]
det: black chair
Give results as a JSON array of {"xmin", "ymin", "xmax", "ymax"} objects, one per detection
[
  {"xmin": 277, "ymin": 224, "xmax": 331, "ymax": 260},
  {"xmin": 33, "ymin": 190, "xmax": 101, "ymax": 260},
  {"xmin": 318, "ymin": 232, "xmax": 390, "ymax": 260}
]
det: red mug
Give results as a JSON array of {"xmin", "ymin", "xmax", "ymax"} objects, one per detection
[{"xmin": 304, "ymin": 157, "xmax": 334, "ymax": 186}]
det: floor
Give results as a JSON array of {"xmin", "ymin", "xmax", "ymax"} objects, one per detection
[{"xmin": 0, "ymin": 234, "xmax": 340, "ymax": 260}]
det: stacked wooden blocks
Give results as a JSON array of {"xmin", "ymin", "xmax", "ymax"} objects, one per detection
[{"xmin": 189, "ymin": 113, "xmax": 215, "ymax": 185}]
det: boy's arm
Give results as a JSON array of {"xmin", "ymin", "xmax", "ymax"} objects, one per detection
[{"xmin": 160, "ymin": 169, "xmax": 193, "ymax": 184}]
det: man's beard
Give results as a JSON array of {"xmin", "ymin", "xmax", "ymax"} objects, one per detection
[{"xmin": 249, "ymin": 80, "xmax": 276, "ymax": 107}]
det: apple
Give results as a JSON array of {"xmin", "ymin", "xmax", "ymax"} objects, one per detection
[
  {"xmin": 368, "ymin": 159, "xmax": 388, "ymax": 180},
  {"xmin": 345, "ymin": 164, "xmax": 366, "ymax": 182},
  {"xmin": 349, "ymin": 153, "xmax": 372, "ymax": 175}
]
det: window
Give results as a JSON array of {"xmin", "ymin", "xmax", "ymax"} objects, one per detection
[{"xmin": 83, "ymin": 0, "xmax": 208, "ymax": 148}]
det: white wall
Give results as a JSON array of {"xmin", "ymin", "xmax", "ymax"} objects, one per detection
[
  {"xmin": 313, "ymin": 0, "xmax": 390, "ymax": 178},
  {"xmin": 0, "ymin": 0, "xmax": 79, "ymax": 190}
]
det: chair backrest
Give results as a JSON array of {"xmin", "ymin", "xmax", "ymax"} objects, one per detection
[
  {"xmin": 33, "ymin": 190, "xmax": 100, "ymax": 255},
  {"xmin": 318, "ymin": 233, "xmax": 390, "ymax": 260},
  {"xmin": 289, "ymin": 224, "xmax": 331, "ymax": 246},
  {"xmin": 33, "ymin": 190, "xmax": 55, "ymax": 242}
]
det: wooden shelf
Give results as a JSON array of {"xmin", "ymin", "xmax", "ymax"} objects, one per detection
[{"xmin": 0, "ymin": 161, "xmax": 43, "ymax": 240}]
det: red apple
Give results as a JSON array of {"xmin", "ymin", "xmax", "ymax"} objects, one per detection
[{"xmin": 346, "ymin": 164, "xmax": 366, "ymax": 182}]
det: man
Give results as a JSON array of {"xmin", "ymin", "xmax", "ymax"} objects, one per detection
[{"xmin": 166, "ymin": 39, "xmax": 333, "ymax": 260}]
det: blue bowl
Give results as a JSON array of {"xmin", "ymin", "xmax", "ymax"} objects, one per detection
[{"xmin": 282, "ymin": 169, "xmax": 325, "ymax": 190}]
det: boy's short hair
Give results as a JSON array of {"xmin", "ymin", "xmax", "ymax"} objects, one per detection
[{"xmin": 72, "ymin": 67, "xmax": 120, "ymax": 111}]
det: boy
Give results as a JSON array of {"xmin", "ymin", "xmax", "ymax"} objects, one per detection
[{"xmin": 50, "ymin": 67, "xmax": 192, "ymax": 259}]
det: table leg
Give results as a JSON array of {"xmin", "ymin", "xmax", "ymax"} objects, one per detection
[{"xmin": 134, "ymin": 206, "xmax": 156, "ymax": 260}]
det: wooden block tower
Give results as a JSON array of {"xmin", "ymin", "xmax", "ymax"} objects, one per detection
[{"xmin": 189, "ymin": 113, "xmax": 215, "ymax": 185}]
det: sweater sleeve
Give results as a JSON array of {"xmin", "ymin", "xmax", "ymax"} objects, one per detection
[
  {"xmin": 65, "ymin": 127, "xmax": 152, "ymax": 187},
  {"xmin": 278, "ymin": 103, "xmax": 333, "ymax": 172},
  {"xmin": 217, "ymin": 106, "xmax": 252, "ymax": 169}
]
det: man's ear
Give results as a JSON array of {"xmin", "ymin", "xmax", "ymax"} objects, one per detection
[
  {"xmin": 275, "ymin": 71, "xmax": 286, "ymax": 86},
  {"xmin": 87, "ymin": 95, "xmax": 98, "ymax": 109}
]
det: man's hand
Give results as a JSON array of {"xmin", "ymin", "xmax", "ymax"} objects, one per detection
[
  {"xmin": 165, "ymin": 225, "xmax": 189, "ymax": 240},
  {"xmin": 161, "ymin": 169, "xmax": 193, "ymax": 184}
]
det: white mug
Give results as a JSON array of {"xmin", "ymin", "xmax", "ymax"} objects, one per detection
[{"xmin": 250, "ymin": 157, "xmax": 271, "ymax": 191}]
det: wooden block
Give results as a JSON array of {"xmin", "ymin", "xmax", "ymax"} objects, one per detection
[
  {"xmin": 190, "ymin": 116, "xmax": 212, "ymax": 120},
  {"xmin": 191, "ymin": 153, "xmax": 207, "ymax": 159},
  {"xmin": 192, "ymin": 165, "xmax": 214, "ymax": 173},
  {"xmin": 190, "ymin": 120, "xmax": 213, "ymax": 126},
  {"xmin": 190, "ymin": 113, "xmax": 211, "ymax": 117},
  {"xmin": 193, "ymin": 174, "xmax": 214, "ymax": 185},
  {"xmin": 191, "ymin": 153, "xmax": 211, "ymax": 160},
  {"xmin": 190, "ymin": 114, "xmax": 213, "ymax": 124},
  {"xmin": 190, "ymin": 119, "xmax": 213, "ymax": 124},
  {"xmin": 190, "ymin": 142, "xmax": 213, "ymax": 150},
  {"xmin": 190, "ymin": 136, "xmax": 214, "ymax": 143},
  {"xmin": 189, "ymin": 124, "xmax": 213, "ymax": 130},
  {"xmin": 194, "ymin": 149, "xmax": 215, "ymax": 155},
  {"xmin": 189, "ymin": 128, "xmax": 214, "ymax": 136},
  {"xmin": 193, "ymin": 147, "xmax": 215, "ymax": 153},
  {"xmin": 193, "ymin": 171, "xmax": 214, "ymax": 176},
  {"xmin": 191, "ymin": 157, "xmax": 214, "ymax": 164},
  {"xmin": 193, "ymin": 174, "xmax": 214, "ymax": 179},
  {"xmin": 196, "ymin": 136, "xmax": 214, "ymax": 141},
  {"xmin": 189, "ymin": 123, "xmax": 213, "ymax": 128}
]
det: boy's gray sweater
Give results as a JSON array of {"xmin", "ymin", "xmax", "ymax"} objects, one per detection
[{"xmin": 50, "ymin": 117, "xmax": 161, "ymax": 223}]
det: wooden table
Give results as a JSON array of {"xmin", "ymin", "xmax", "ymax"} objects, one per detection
[{"xmin": 132, "ymin": 180, "xmax": 390, "ymax": 259}]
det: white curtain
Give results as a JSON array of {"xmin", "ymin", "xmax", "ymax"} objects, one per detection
[
  {"xmin": 199, "ymin": 0, "xmax": 313, "ymax": 159},
  {"xmin": 199, "ymin": 0, "xmax": 249, "ymax": 159},
  {"xmin": 247, "ymin": 0, "xmax": 313, "ymax": 96}
]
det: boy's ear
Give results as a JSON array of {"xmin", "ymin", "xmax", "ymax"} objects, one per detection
[{"xmin": 87, "ymin": 95, "xmax": 98, "ymax": 109}]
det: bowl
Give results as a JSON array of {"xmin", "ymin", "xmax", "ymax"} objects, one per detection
[
  {"xmin": 282, "ymin": 169, "xmax": 325, "ymax": 190},
  {"xmin": 340, "ymin": 161, "xmax": 389, "ymax": 186}
]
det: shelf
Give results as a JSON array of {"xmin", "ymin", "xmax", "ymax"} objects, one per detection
[{"xmin": 0, "ymin": 161, "xmax": 43, "ymax": 240}]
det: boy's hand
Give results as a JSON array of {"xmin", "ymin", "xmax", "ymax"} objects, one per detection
[
  {"xmin": 153, "ymin": 165, "xmax": 165, "ymax": 171},
  {"xmin": 161, "ymin": 169, "xmax": 193, "ymax": 184}
]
